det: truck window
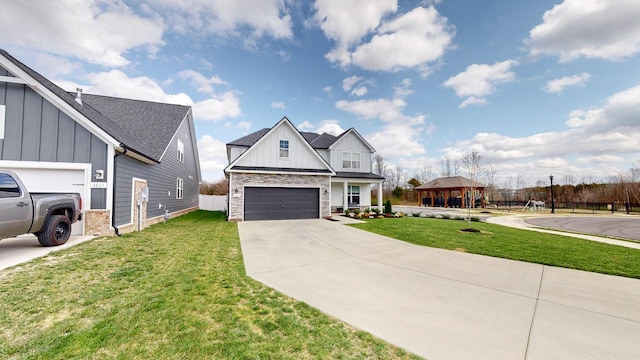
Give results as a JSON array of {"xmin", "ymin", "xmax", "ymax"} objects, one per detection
[{"xmin": 0, "ymin": 173, "xmax": 21, "ymax": 198}]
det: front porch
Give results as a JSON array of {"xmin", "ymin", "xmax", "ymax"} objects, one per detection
[{"xmin": 330, "ymin": 177, "xmax": 383, "ymax": 213}]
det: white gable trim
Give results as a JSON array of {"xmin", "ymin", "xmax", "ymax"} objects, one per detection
[
  {"xmin": 0, "ymin": 54, "xmax": 121, "ymax": 149},
  {"xmin": 224, "ymin": 117, "xmax": 335, "ymax": 175},
  {"xmin": 330, "ymin": 128, "xmax": 376, "ymax": 152}
]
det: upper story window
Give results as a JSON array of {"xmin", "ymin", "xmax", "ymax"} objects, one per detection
[
  {"xmin": 342, "ymin": 152, "xmax": 361, "ymax": 169},
  {"xmin": 177, "ymin": 139, "xmax": 185, "ymax": 163},
  {"xmin": 279, "ymin": 140, "xmax": 289, "ymax": 158}
]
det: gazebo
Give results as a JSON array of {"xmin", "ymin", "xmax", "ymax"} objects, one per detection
[{"xmin": 416, "ymin": 176, "xmax": 487, "ymax": 209}]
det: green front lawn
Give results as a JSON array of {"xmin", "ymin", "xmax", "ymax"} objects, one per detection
[
  {"xmin": 350, "ymin": 217, "xmax": 640, "ymax": 279},
  {"xmin": 0, "ymin": 211, "xmax": 418, "ymax": 360}
]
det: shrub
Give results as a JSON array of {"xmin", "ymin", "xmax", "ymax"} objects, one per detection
[
  {"xmin": 353, "ymin": 208, "xmax": 361, "ymax": 215},
  {"xmin": 453, "ymin": 215, "xmax": 464, "ymax": 221},
  {"xmin": 471, "ymin": 216, "xmax": 481, "ymax": 222},
  {"xmin": 411, "ymin": 212, "xmax": 421, "ymax": 217},
  {"xmin": 384, "ymin": 200, "xmax": 392, "ymax": 214},
  {"xmin": 441, "ymin": 214, "xmax": 450, "ymax": 219},
  {"xmin": 372, "ymin": 207, "xmax": 380, "ymax": 215},
  {"xmin": 344, "ymin": 209, "xmax": 350, "ymax": 216}
]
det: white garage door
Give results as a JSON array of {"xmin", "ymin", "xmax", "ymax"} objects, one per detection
[{"xmin": 1, "ymin": 164, "xmax": 89, "ymax": 235}]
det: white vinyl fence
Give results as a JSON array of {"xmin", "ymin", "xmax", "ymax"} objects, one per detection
[{"xmin": 199, "ymin": 195, "xmax": 227, "ymax": 212}]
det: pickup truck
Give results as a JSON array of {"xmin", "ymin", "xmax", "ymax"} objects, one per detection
[{"xmin": 0, "ymin": 170, "xmax": 82, "ymax": 246}]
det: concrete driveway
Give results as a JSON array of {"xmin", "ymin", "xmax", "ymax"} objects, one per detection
[
  {"xmin": 239, "ymin": 218, "xmax": 640, "ymax": 360},
  {"xmin": 0, "ymin": 234, "xmax": 95, "ymax": 271}
]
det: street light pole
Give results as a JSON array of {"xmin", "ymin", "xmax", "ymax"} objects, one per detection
[{"xmin": 549, "ymin": 174, "xmax": 555, "ymax": 214}]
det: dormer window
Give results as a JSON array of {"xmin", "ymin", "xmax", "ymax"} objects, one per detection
[
  {"xmin": 177, "ymin": 139, "xmax": 185, "ymax": 163},
  {"xmin": 342, "ymin": 152, "xmax": 360, "ymax": 169},
  {"xmin": 279, "ymin": 140, "xmax": 289, "ymax": 158}
]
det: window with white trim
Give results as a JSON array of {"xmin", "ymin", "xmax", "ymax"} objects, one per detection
[
  {"xmin": 342, "ymin": 152, "xmax": 361, "ymax": 169},
  {"xmin": 176, "ymin": 178, "xmax": 184, "ymax": 199},
  {"xmin": 279, "ymin": 140, "xmax": 289, "ymax": 158},
  {"xmin": 177, "ymin": 139, "xmax": 184, "ymax": 163}
]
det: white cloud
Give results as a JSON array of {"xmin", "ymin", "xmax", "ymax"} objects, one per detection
[
  {"xmin": 366, "ymin": 124, "xmax": 426, "ymax": 158},
  {"xmin": 192, "ymin": 92, "xmax": 242, "ymax": 121},
  {"xmin": 527, "ymin": 0, "xmax": 640, "ymax": 62},
  {"xmin": 314, "ymin": 3, "xmax": 453, "ymax": 72},
  {"xmin": 83, "ymin": 69, "xmax": 242, "ymax": 121},
  {"xmin": 179, "ymin": 70, "xmax": 228, "ymax": 94},
  {"xmin": 296, "ymin": 120, "xmax": 344, "ymax": 136},
  {"xmin": 84, "ymin": 70, "xmax": 192, "ymax": 105},
  {"xmin": 350, "ymin": 6, "xmax": 455, "ymax": 72},
  {"xmin": 336, "ymin": 98, "xmax": 407, "ymax": 122},
  {"xmin": 0, "ymin": 0, "xmax": 164, "ymax": 67},
  {"xmin": 442, "ymin": 59, "xmax": 518, "ymax": 107},
  {"xmin": 150, "ymin": 0, "xmax": 292, "ymax": 47},
  {"xmin": 236, "ymin": 121, "xmax": 252, "ymax": 130},
  {"xmin": 271, "ymin": 101, "xmax": 286, "ymax": 109},
  {"xmin": 565, "ymin": 84, "xmax": 640, "ymax": 130},
  {"xmin": 545, "ymin": 73, "xmax": 591, "ymax": 94},
  {"xmin": 440, "ymin": 84, "xmax": 640, "ymax": 184},
  {"xmin": 315, "ymin": 120, "xmax": 345, "ymax": 136},
  {"xmin": 314, "ymin": 0, "xmax": 397, "ymax": 59},
  {"xmin": 350, "ymin": 86, "xmax": 368, "ymax": 97},
  {"xmin": 197, "ymin": 135, "xmax": 228, "ymax": 181},
  {"xmin": 342, "ymin": 76, "xmax": 362, "ymax": 91}
]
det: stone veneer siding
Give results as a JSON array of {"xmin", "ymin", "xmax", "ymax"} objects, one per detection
[
  {"xmin": 228, "ymin": 173, "xmax": 331, "ymax": 221},
  {"xmin": 84, "ymin": 209, "xmax": 113, "ymax": 236}
]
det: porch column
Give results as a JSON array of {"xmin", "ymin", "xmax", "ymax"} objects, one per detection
[
  {"xmin": 343, "ymin": 181, "xmax": 349, "ymax": 210},
  {"xmin": 378, "ymin": 182, "xmax": 383, "ymax": 213}
]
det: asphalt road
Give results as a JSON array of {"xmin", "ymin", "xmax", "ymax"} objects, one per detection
[{"xmin": 524, "ymin": 216, "xmax": 640, "ymax": 241}]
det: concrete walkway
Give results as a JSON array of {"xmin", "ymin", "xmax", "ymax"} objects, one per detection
[
  {"xmin": 239, "ymin": 218, "xmax": 640, "ymax": 360},
  {"xmin": 0, "ymin": 234, "xmax": 95, "ymax": 271}
]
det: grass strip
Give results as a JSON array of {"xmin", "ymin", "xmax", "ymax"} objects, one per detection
[
  {"xmin": 350, "ymin": 217, "xmax": 640, "ymax": 279},
  {"xmin": 0, "ymin": 211, "xmax": 418, "ymax": 360}
]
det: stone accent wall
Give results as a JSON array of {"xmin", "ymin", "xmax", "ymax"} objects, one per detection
[
  {"xmin": 84, "ymin": 210, "xmax": 113, "ymax": 236},
  {"xmin": 133, "ymin": 179, "xmax": 148, "ymax": 231},
  {"xmin": 229, "ymin": 173, "xmax": 331, "ymax": 221}
]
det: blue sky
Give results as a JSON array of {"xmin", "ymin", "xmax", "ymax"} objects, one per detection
[{"xmin": 2, "ymin": 0, "xmax": 639, "ymax": 187}]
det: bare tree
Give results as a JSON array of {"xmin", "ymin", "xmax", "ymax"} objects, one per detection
[
  {"xmin": 563, "ymin": 174, "xmax": 576, "ymax": 186},
  {"xmin": 460, "ymin": 149, "xmax": 484, "ymax": 228},
  {"xmin": 441, "ymin": 158, "xmax": 453, "ymax": 177},
  {"xmin": 373, "ymin": 154, "xmax": 386, "ymax": 176},
  {"xmin": 484, "ymin": 165, "xmax": 497, "ymax": 188},
  {"xmin": 416, "ymin": 164, "xmax": 434, "ymax": 183}
]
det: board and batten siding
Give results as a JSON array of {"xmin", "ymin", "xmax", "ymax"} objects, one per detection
[
  {"xmin": 236, "ymin": 123, "xmax": 327, "ymax": 170},
  {"xmin": 0, "ymin": 77, "xmax": 109, "ymax": 209},
  {"xmin": 329, "ymin": 131, "xmax": 372, "ymax": 173},
  {"xmin": 113, "ymin": 117, "xmax": 199, "ymax": 227}
]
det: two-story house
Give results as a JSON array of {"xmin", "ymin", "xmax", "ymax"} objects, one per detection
[
  {"xmin": 224, "ymin": 117, "xmax": 384, "ymax": 221},
  {"xmin": 0, "ymin": 49, "xmax": 201, "ymax": 236}
]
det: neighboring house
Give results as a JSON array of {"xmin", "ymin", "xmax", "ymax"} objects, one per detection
[
  {"xmin": 224, "ymin": 117, "xmax": 384, "ymax": 221},
  {"xmin": 0, "ymin": 49, "xmax": 201, "ymax": 236}
]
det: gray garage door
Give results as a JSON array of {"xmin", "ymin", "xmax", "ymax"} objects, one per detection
[{"xmin": 244, "ymin": 187, "xmax": 320, "ymax": 221}]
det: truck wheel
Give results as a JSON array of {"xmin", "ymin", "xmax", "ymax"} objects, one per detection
[{"xmin": 37, "ymin": 215, "xmax": 72, "ymax": 247}]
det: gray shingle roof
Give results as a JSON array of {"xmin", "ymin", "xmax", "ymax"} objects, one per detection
[
  {"xmin": 228, "ymin": 128, "xmax": 270, "ymax": 147},
  {"xmin": 334, "ymin": 171, "xmax": 385, "ymax": 180},
  {"xmin": 228, "ymin": 128, "xmax": 340, "ymax": 150},
  {"xmin": 415, "ymin": 176, "xmax": 486, "ymax": 190},
  {"xmin": 79, "ymin": 94, "xmax": 190, "ymax": 162},
  {"xmin": 1, "ymin": 48, "xmax": 190, "ymax": 163}
]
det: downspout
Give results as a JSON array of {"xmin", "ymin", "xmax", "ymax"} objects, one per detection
[{"xmin": 112, "ymin": 146, "xmax": 127, "ymax": 236}]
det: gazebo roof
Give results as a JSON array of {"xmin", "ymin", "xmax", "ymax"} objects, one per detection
[{"xmin": 415, "ymin": 176, "xmax": 486, "ymax": 190}]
